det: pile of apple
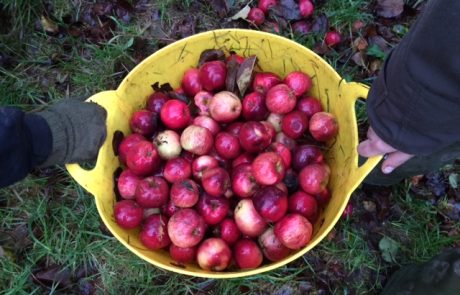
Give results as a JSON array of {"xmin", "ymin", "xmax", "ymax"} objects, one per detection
[{"xmin": 114, "ymin": 50, "xmax": 338, "ymax": 271}]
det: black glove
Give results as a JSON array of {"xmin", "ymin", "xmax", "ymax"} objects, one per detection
[{"xmin": 36, "ymin": 99, "xmax": 107, "ymax": 166}]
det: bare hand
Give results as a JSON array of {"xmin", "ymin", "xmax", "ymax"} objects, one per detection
[{"xmin": 358, "ymin": 127, "xmax": 414, "ymax": 174}]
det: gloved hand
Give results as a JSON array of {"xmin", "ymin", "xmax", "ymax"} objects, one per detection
[{"xmin": 36, "ymin": 99, "xmax": 107, "ymax": 166}]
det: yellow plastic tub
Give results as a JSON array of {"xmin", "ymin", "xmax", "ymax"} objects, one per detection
[{"xmin": 66, "ymin": 29, "xmax": 381, "ymax": 278}]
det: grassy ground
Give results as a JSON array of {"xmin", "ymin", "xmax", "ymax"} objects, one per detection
[{"xmin": 1, "ymin": 0, "xmax": 459, "ymax": 294}]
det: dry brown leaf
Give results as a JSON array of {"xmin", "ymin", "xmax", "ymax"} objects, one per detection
[
  {"xmin": 351, "ymin": 51, "xmax": 368, "ymax": 68},
  {"xmin": 376, "ymin": 0, "xmax": 404, "ymax": 18},
  {"xmin": 353, "ymin": 37, "xmax": 369, "ymax": 51}
]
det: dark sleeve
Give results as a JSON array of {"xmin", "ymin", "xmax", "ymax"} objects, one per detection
[
  {"xmin": 0, "ymin": 107, "xmax": 52, "ymax": 188},
  {"xmin": 366, "ymin": 0, "xmax": 460, "ymax": 155}
]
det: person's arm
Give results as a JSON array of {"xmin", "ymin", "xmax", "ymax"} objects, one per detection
[
  {"xmin": 0, "ymin": 99, "xmax": 107, "ymax": 188},
  {"xmin": 359, "ymin": 0, "xmax": 460, "ymax": 172},
  {"xmin": 0, "ymin": 107, "xmax": 52, "ymax": 188}
]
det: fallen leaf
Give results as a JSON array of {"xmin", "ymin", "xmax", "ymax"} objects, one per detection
[
  {"xmin": 311, "ymin": 14, "xmax": 328, "ymax": 34},
  {"xmin": 210, "ymin": 0, "xmax": 228, "ymax": 18},
  {"xmin": 230, "ymin": 5, "xmax": 250, "ymax": 20},
  {"xmin": 198, "ymin": 49, "xmax": 226, "ymax": 67},
  {"xmin": 351, "ymin": 51, "xmax": 367, "ymax": 68},
  {"xmin": 426, "ymin": 172, "xmax": 447, "ymax": 197},
  {"xmin": 270, "ymin": 0, "xmax": 302, "ymax": 21},
  {"xmin": 225, "ymin": 59, "xmax": 240, "ymax": 94},
  {"xmin": 236, "ymin": 56, "xmax": 257, "ymax": 96},
  {"xmin": 368, "ymin": 35, "xmax": 392, "ymax": 53},
  {"xmin": 40, "ymin": 15, "xmax": 59, "ymax": 35},
  {"xmin": 353, "ymin": 37, "xmax": 369, "ymax": 51},
  {"xmin": 376, "ymin": 0, "xmax": 404, "ymax": 18},
  {"xmin": 369, "ymin": 60, "xmax": 382, "ymax": 73},
  {"xmin": 32, "ymin": 264, "xmax": 71, "ymax": 288},
  {"xmin": 379, "ymin": 236, "xmax": 399, "ymax": 263},
  {"xmin": 449, "ymin": 173, "xmax": 459, "ymax": 189},
  {"xmin": 363, "ymin": 200, "xmax": 376, "ymax": 212}
]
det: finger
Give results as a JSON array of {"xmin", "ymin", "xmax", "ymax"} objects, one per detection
[
  {"xmin": 358, "ymin": 138, "xmax": 397, "ymax": 158},
  {"xmin": 381, "ymin": 151, "xmax": 414, "ymax": 174}
]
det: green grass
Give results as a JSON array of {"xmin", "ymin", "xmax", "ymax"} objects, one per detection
[{"xmin": 319, "ymin": 0, "xmax": 373, "ymax": 30}]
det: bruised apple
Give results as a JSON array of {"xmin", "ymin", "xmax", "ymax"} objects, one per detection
[
  {"xmin": 234, "ymin": 199, "xmax": 267, "ymax": 237},
  {"xmin": 168, "ymin": 208, "xmax": 206, "ymax": 248},
  {"xmin": 299, "ymin": 163, "xmax": 330, "ymax": 195},
  {"xmin": 274, "ymin": 213, "xmax": 313, "ymax": 249},
  {"xmin": 197, "ymin": 238, "xmax": 232, "ymax": 271}
]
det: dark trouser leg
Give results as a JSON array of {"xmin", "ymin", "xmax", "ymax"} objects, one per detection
[
  {"xmin": 380, "ymin": 248, "xmax": 460, "ymax": 295},
  {"xmin": 361, "ymin": 141, "xmax": 460, "ymax": 186}
]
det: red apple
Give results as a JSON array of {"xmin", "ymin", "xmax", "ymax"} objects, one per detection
[
  {"xmin": 130, "ymin": 109, "xmax": 158, "ymax": 136},
  {"xmin": 299, "ymin": 163, "xmax": 331, "ymax": 195},
  {"xmin": 252, "ymin": 152, "xmax": 286, "ymax": 186},
  {"xmin": 182, "ymin": 68, "xmax": 202, "ymax": 97},
  {"xmin": 232, "ymin": 153, "xmax": 255, "ymax": 168},
  {"xmin": 299, "ymin": 0, "xmax": 314, "ymax": 18},
  {"xmin": 146, "ymin": 92, "xmax": 169, "ymax": 114},
  {"xmin": 242, "ymin": 91, "xmax": 269, "ymax": 121},
  {"xmin": 117, "ymin": 169, "xmax": 141, "ymax": 199},
  {"xmin": 164, "ymin": 157, "xmax": 192, "ymax": 183},
  {"xmin": 274, "ymin": 213, "xmax": 313, "ymax": 249},
  {"xmin": 199, "ymin": 61, "xmax": 227, "ymax": 92},
  {"xmin": 296, "ymin": 96, "xmax": 323, "ymax": 118},
  {"xmin": 135, "ymin": 176, "xmax": 169, "ymax": 208},
  {"xmin": 114, "ymin": 200, "xmax": 143, "ymax": 229},
  {"xmin": 118, "ymin": 134, "xmax": 145, "ymax": 165},
  {"xmin": 239, "ymin": 121, "xmax": 272, "ymax": 153},
  {"xmin": 258, "ymin": 227, "xmax": 292, "ymax": 262},
  {"xmin": 234, "ymin": 199, "xmax": 267, "ymax": 237},
  {"xmin": 168, "ymin": 208, "xmax": 206, "ymax": 248},
  {"xmin": 309, "ymin": 112, "xmax": 339, "ymax": 142},
  {"xmin": 248, "ymin": 7, "xmax": 265, "ymax": 25},
  {"xmin": 325, "ymin": 31, "xmax": 341, "ymax": 47},
  {"xmin": 192, "ymin": 115, "xmax": 220, "ymax": 135},
  {"xmin": 201, "ymin": 167, "xmax": 232, "ymax": 198},
  {"xmin": 260, "ymin": 120, "xmax": 277, "ymax": 139},
  {"xmin": 192, "ymin": 155, "xmax": 219, "ymax": 181},
  {"xmin": 258, "ymin": 0, "xmax": 277, "ymax": 15},
  {"xmin": 170, "ymin": 179, "xmax": 200, "ymax": 208},
  {"xmin": 275, "ymin": 132, "xmax": 297, "ymax": 151},
  {"xmin": 253, "ymin": 185, "xmax": 288, "ymax": 222},
  {"xmin": 281, "ymin": 110, "xmax": 309, "ymax": 139},
  {"xmin": 226, "ymin": 53, "xmax": 245, "ymax": 64},
  {"xmin": 160, "ymin": 200, "xmax": 180, "ymax": 218},
  {"xmin": 315, "ymin": 188, "xmax": 331, "ymax": 207},
  {"xmin": 266, "ymin": 84, "xmax": 297, "ymax": 114},
  {"xmin": 180, "ymin": 125, "xmax": 214, "ymax": 156},
  {"xmin": 284, "ymin": 71, "xmax": 312, "ymax": 97},
  {"xmin": 169, "ymin": 244, "xmax": 196, "ymax": 264},
  {"xmin": 213, "ymin": 218, "xmax": 241, "ymax": 245},
  {"xmin": 252, "ymin": 72, "xmax": 282, "ymax": 94},
  {"xmin": 231, "ymin": 163, "xmax": 259, "ymax": 198},
  {"xmin": 292, "ymin": 145, "xmax": 324, "ymax": 172},
  {"xmin": 126, "ymin": 141, "xmax": 161, "ymax": 176},
  {"xmin": 197, "ymin": 192, "xmax": 230, "ymax": 225},
  {"xmin": 160, "ymin": 99, "xmax": 191, "ymax": 130},
  {"xmin": 266, "ymin": 142, "xmax": 291, "ymax": 168},
  {"xmin": 234, "ymin": 239, "xmax": 263, "ymax": 269},
  {"xmin": 209, "ymin": 91, "xmax": 242, "ymax": 123},
  {"xmin": 139, "ymin": 214, "xmax": 171, "ymax": 249},
  {"xmin": 193, "ymin": 91, "xmax": 213, "ymax": 116},
  {"xmin": 196, "ymin": 238, "xmax": 232, "ymax": 271},
  {"xmin": 214, "ymin": 132, "xmax": 241, "ymax": 160},
  {"xmin": 226, "ymin": 121, "xmax": 243, "ymax": 137},
  {"xmin": 288, "ymin": 191, "xmax": 318, "ymax": 222},
  {"xmin": 154, "ymin": 130, "xmax": 182, "ymax": 160}
]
